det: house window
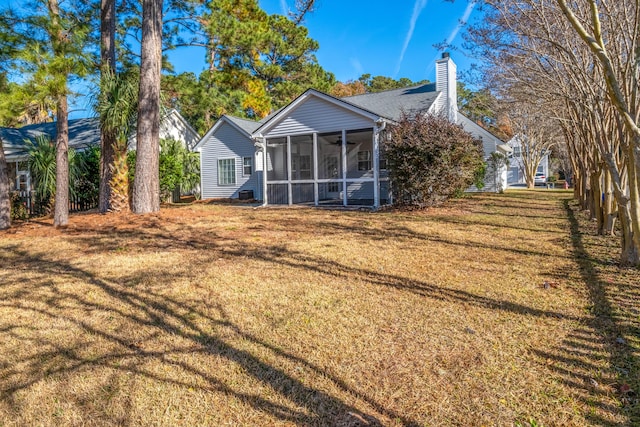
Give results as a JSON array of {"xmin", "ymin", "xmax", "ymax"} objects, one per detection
[
  {"xmin": 513, "ymin": 146, "xmax": 521, "ymax": 157},
  {"xmin": 218, "ymin": 158, "xmax": 236, "ymax": 186},
  {"xmin": 243, "ymin": 157, "xmax": 252, "ymax": 176},
  {"xmin": 357, "ymin": 151, "xmax": 372, "ymax": 171},
  {"xmin": 328, "ymin": 182, "xmax": 340, "ymax": 193}
]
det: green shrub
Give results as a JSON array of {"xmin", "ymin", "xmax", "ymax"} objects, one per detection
[
  {"xmin": 73, "ymin": 145, "xmax": 100, "ymax": 207},
  {"xmin": 26, "ymin": 134, "xmax": 90, "ymax": 211},
  {"xmin": 9, "ymin": 191, "xmax": 28, "ymax": 220},
  {"xmin": 128, "ymin": 139, "xmax": 200, "ymax": 203}
]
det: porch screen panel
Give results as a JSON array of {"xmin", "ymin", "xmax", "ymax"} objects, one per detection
[
  {"xmin": 290, "ymin": 135, "xmax": 313, "ymax": 180},
  {"xmin": 292, "ymin": 183, "xmax": 314, "ymax": 203},
  {"xmin": 317, "ymin": 132, "xmax": 342, "ymax": 179},
  {"xmin": 266, "ymin": 138, "xmax": 288, "ymax": 181},
  {"xmin": 267, "ymin": 184, "xmax": 288, "ymax": 204},
  {"xmin": 318, "ymin": 182, "xmax": 342, "ymax": 204},
  {"xmin": 346, "ymin": 128, "xmax": 374, "ymax": 179}
]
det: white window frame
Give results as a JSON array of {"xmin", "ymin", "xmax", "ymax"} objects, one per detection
[
  {"xmin": 243, "ymin": 156, "xmax": 253, "ymax": 176},
  {"xmin": 218, "ymin": 158, "xmax": 236, "ymax": 186}
]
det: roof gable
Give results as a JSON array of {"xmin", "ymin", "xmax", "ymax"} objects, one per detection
[
  {"xmin": 457, "ymin": 112, "xmax": 505, "ymax": 144},
  {"xmin": 194, "ymin": 115, "xmax": 262, "ymax": 150},
  {"xmin": 253, "ymin": 89, "xmax": 381, "ymax": 137}
]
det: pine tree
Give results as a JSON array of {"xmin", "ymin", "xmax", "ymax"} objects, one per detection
[
  {"xmin": 1, "ymin": 0, "xmax": 95, "ymax": 227},
  {"xmin": 132, "ymin": 0, "xmax": 163, "ymax": 214}
]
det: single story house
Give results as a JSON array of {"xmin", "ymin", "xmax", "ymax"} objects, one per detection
[
  {"xmin": 195, "ymin": 53, "xmax": 509, "ymax": 207},
  {"xmin": 0, "ymin": 109, "xmax": 199, "ymax": 194}
]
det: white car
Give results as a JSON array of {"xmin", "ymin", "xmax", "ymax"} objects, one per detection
[{"xmin": 534, "ymin": 173, "xmax": 546, "ymax": 185}]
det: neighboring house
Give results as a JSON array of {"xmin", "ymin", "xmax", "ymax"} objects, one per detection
[
  {"xmin": 195, "ymin": 53, "xmax": 510, "ymax": 206},
  {"xmin": 0, "ymin": 109, "xmax": 199, "ymax": 194},
  {"xmin": 506, "ymin": 135, "xmax": 550, "ymax": 186}
]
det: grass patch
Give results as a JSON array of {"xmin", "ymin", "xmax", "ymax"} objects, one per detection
[{"xmin": 0, "ymin": 190, "xmax": 638, "ymax": 426}]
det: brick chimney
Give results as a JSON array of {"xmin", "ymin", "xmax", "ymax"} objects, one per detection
[{"xmin": 435, "ymin": 52, "xmax": 458, "ymax": 122}]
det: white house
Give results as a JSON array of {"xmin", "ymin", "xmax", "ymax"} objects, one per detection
[
  {"xmin": 506, "ymin": 135, "xmax": 551, "ymax": 186},
  {"xmin": 0, "ymin": 109, "xmax": 199, "ymax": 194},
  {"xmin": 195, "ymin": 53, "xmax": 509, "ymax": 206}
]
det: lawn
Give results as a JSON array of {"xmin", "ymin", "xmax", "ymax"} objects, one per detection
[{"xmin": 0, "ymin": 190, "xmax": 638, "ymax": 426}]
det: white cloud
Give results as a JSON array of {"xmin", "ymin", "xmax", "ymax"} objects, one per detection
[
  {"xmin": 394, "ymin": 0, "xmax": 429, "ymax": 77},
  {"xmin": 280, "ymin": 0, "xmax": 288, "ymax": 15},
  {"xmin": 350, "ymin": 58, "xmax": 364, "ymax": 77},
  {"xmin": 445, "ymin": 1, "xmax": 476, "ymax": 46}
]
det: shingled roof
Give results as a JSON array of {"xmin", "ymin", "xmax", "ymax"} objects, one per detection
[
  {"xmin": 225, "ymin": 115, "xmax": 265, "ymax": 135},
  {"xmin": 0, "ymin": 126, "xmax": 46, "ymax": 160},
  {"xmin": 1, "ymin": 118, "xmax": 100, "ymax": 161},
  {"xmin": 210, "ymin": 82, "xmax": 442, "ymax": 138},
  {"xmin": 342, "ymin": 83, "xmax": 440, "ymax": 121}
]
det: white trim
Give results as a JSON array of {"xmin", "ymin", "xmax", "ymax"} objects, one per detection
[
  {"xmin": 373, "ymin": 129, "xmax": 380, "ymax": 208},
  {"xmin": 260, "ymin": 138, "xmax": 268, "ymax": 205},
  {"xmin": 242, "ymin": 156, "xmax": 253, "ymax": 176},
  {"xmin": 313, "ymin": 132, "xmax": 319, "ymax": 206},
  {"xmin": 341, "ymin": 129, "xmax": 347, "ymax": 207},
  {"xmin": 287, "ymin": 136, "xmax": 292, "ymax": 205},
  {"xmin": 217, "ymin": 157, "xmax": 237, "ymax": 186}
]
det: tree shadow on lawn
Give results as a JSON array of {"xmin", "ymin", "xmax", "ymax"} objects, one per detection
[
  {"xmin": 0, "ymin": 210, "xmax": 582, "ymax": 426},
  {"xmin": 50, "ymin": 215, "xmax": 573, "ymax": 318},
  {"xmin": 528, "ymin": 200, "xmax": 640, "ymax": 426},
  {"xmin": 0, "ymin": 245, "xmax": 396, "ymax": 426},
  {"xmin": 3, "ymin": 192, "xmax": 630, "ymax": 425}
]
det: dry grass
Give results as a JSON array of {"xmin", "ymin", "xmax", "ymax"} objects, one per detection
[{"xmin": 0, "ymin": 190, "xmax": 638, "ymax": 426}]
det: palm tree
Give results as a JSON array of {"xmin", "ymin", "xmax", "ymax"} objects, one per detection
[
  {"xmin": 27, "ymin": 134, "xmax": 85, "ymax": 214},
  {"xmin": 27, "ymin": 135, "xmax": 57, "ymax": 211},
  {"xmin": 95, "ymin": 67, "xmax": 138, "ymax": 212}
]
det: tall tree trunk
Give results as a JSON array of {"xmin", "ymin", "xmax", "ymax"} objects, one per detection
[
  {"xmin": 53, "ymin": 94, "xmax": 69, "ymax": 227},
  {"xmin": 590, "ymin": 169, "xmax": 602, "ymax": 226},
  {"xmin": 132, "ymin": 0, "xmax": 162, "ymax": 214},
  {"xmin": 603, "ymin": 168, "xmax": 615, "ymax": 235},
  {"xmin": 0, "ymin": 137, "xmax": 11, "ymax": 230},
  {"xmin": 625, "ymin": 141, "xmax": 640, "ymax": 265},
  {"xmin": 99, "ymin": 0, "xmax": 117, "ymax": 213}
]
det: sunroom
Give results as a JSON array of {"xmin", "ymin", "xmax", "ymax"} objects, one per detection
[{"xmin": 252, "ymin": 90, "xmax": 390, "ymax": 207}]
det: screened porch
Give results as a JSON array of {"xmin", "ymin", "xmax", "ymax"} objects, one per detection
[{"xmin": 263, "ymin": 128, "xmax": 389, "ymax": 207}]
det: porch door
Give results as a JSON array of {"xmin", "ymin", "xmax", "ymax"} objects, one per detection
[{"xmin": 325, "ymin": 155, "xmax": 340, "ymax": 199}]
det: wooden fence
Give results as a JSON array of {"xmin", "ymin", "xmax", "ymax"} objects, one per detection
[{"xmin": 16, "ymin": 190, "xmax": 98, "ymax": 217}]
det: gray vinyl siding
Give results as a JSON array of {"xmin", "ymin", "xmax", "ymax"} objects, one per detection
[
  {"xmin": 346, "ymin": 182, "xmax": 375, "ymax": 202},
  {"xmin": 264, "ymin": 97, "xmax": 375, "ymax": 137},
  {"xmin": 200, "ymin": 121, "xmax": 262, "ymax": 200}
]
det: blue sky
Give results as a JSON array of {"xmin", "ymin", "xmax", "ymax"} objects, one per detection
[
  {"xmin": 1, "ymin": 0, "xmax": 480, "ymax": 118},
  {"xmin": 170, "ymin": 0, "xmax": 479, "ymax": 83}
]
